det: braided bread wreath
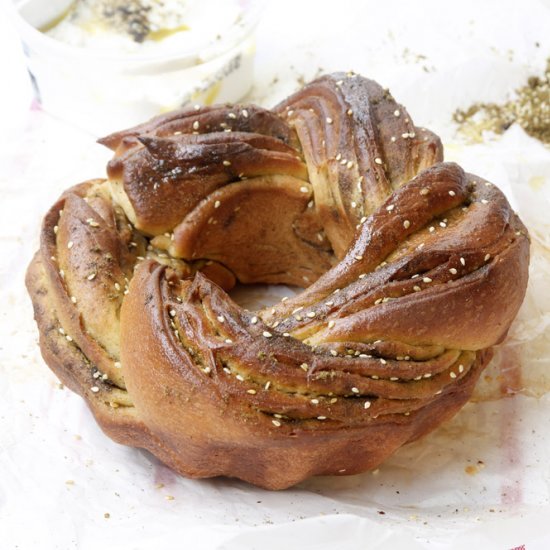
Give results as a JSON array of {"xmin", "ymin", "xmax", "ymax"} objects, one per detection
[{"xmin": 26, "ymin": 72, "xmax": 529, "ymax": 490}]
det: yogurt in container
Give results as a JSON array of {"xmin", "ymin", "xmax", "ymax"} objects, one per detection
[{"xmin": 10, "ymin": 0, "xmax": 264, "ymax": 135}]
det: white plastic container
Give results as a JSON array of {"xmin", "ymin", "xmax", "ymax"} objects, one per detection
[{"xmin": 9, "ymin": 0, "xmax": 263, "ymax": 135}]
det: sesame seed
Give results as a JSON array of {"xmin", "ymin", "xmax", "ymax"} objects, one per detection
[
  {"xmin": 449, "ymin": 268, "xmax": 458, "ymax": 275},
  {"xmin": 70, "ymin": 296, "xmax": 77, "ymax": 304},
  {"xmin": 311, "ymin": 398, "xmax": 319, "ymax": 404},
  {"xmin": 114, "ymin": 282, "xmax": 121, "ymax": 291},
  {"xmin": 223, "ymin": 367, "xmax": 231, "ymax": 374},
  {"xmin": 359, "ymin": 354, "xmax": 370, "ymax": 358},
  {"xmin": 242, "ymin": 109, "xmax": 249, "ymax": 118},
  {"xmin": 326, "ymin": 117, "xmax": 333, "ymax": 124},
  {"xmin": 390, "ymin": 377, "xmax": 399, "ymax": 381},
  {"xmin": 439, "ymin": 221, "xmax": 447, "ymax": 228},
  {"xmin": 87, "ymin": 273, "xmax": 96, "ymax": 281},
  {"xmin": 328, "ymin": 320, "xmax": 335, "ymax": 329},
  {"xmin": 287, "ymin": 109, "xmax": 294, "ymax": 117},
  {"xmin": 422, "ymin": 277, "xmax": 432, "ymax": 283},
  {"xmin": 390, "ymin": 136, "xmax": 397, "ymax": 142},
  {"xmin": 481, "ymin": 199, "xmax": 489, "ymax": 204},
  {"xmin": 300, "ymin": 363, "xmax": 309, "ymax": 371},
  {"xmin": 300, "ymin": 186, "xmax": 309, "ymax": 193},
  {"xmin": 371, "ymin": 375, "xmax": 379, "ymax": 380},
  {"xmin": 459, "ymin": 364, "xmax": 464, "ymax": 373},
  {"xmin": 91, "ymin": 386, "xmax": 99, "ymax": 393},
  {"xmin": 351, "ymin": 387, "xmax": 359, "ymax": 394},
  {"xmin": 429, "ymin": 226, "xmax": 435, "ymax": 233},
  {"xmin": 114, "ymin": 362, "xmax": 121, "ymax": 368},
  {"xmin": 168, "ymin": 309, "xmax": 176, "ymax": 317},
  {"xmin": 358, "ymin": 274, "xmax": 366, "ymax": 279},
  {"xmin": 67, "ymin": 241, "xmax": 74, "ymax": 249},
  {"xmin": 236, "ymin": 374, "xmax": 244, "ymax": 382},
  {"xmin": 449, "ymin": 190, "xmax": 456, "ymax": 196},
  {"xmin": 420, "ymin": 188, "xmax": 430, "ymax": 196},
  {"xmin": 325, "ymin": 301, "xmax": 334, "ymax": 306},
  {"xmin": 360, "ymin": 216, "xmax": 367, "ymax": 224},
  {"xmin": 347, "ymin": 108, "xmax": 353, "ymax": 116},
  {"xmin": 317, "ymin": 416, "xmax": 327, "ymax": 420},
  {"xmin": 460, "ymin": 257, "xmax": 466, "ymax": 266},
  {"xmin": 484, "ymin": 254, "xmax": 491, "ymax": 261},
  {"xmin": 86, "ymin": 218, "xmax": 99, "ymax": 227},
  {"xmin": 351, "ymin": 201, "xmax": 357, "ymax": 208},
  {"xmin": 66, "ymin": 335, "xmax": 73, "ymax": 342},
  {"xmin": 225, "ymin": 338, "xmax": 233, "ymax": 344},
  {"xmin": 295, "ymin": 315, "xmax": 303, "ymax": 321},
  {"xmin": 355, "ymin": 255, "xmax": 363, "ymax": 261},
  {"xmin": 450, "ymin": 372, "xmax": 457, "ymax": 379},
  {"xmin": 330, "ymin": 349, "xmax": 338, "ymax": 357},
  {"xmin": 217, "ymin": 315, "xmax": 225, "ymax": 323},
  {"xmin": 214, "ymin": 200, "xmax": 221, "ymax": 208},
  {"xmin": 423, "ymin": 373, "xmax": 432, "ymax": 378},
  {"xmin": 265, "ymin": 381, "xmax": 271, "ymax": 390},
  {"xmin": 346, "ymin": 160, "xmax": 354, "ymax": 169},
  {"xmin": 374, "ymin": 157, "xmax": 383, "ymax": 165},
  {"xmin": 227, "ymin": 113, "xmax": 236, "ymax": 119},
  {"xmin": 305, "ymin": 311, "xmax": 315, "ymax": 318},
  {"xmin": 263, "ymin": 331, "xmax": 272, "ymax": 338},
  {"xmin": 247, "ymin": 389, "xmax": 257, "ymax": 395},
  {"xmin": 386, "ymin": 204, "xmax": 395, "ymax": 211},
  {"xmin": 272, "ymin": 420, "xmax": 281, "ymax": 427},
  {"xmin": 413, "ymin": 285, "xmax": 421, "ymax": 292},
  {"xmin": 58, "ymin": 327, "xmax": 65, "ymax": 335},
  {"xmin": 394, "ymin": 110, "xmax": 400, "ymax": 117},
  {"xmin": 364, "ymin": 401, "xmax": 371, "ymax": 409},
  {"xmin": 380, "ymin": 358, "xmax": 387, "ymax": 365},
  {"xmin": 403, "ymin": 220, "xmax": 411, "ymax": 229},
  {"xmin": 192, "ymin": 120, "xmax": 199, "ymax": 130},
  {"xmin": 53, "ymin": 225, "xmax": 58, "ymax": 234},
  {"xmin": 222, "ymin": 160, "xmax": 231, "ymax": 166},
  {"xmin": 283, "ymin": 332, "xmax": 290, "ymax": 337},
  {"xmin": 250, "ymin": 316, "xmax": 258, "ymax": 324}
]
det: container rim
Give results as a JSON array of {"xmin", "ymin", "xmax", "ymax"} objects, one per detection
[{"xmin": 6, "ymin": 0, "xmax": 265, "ymax": 68}]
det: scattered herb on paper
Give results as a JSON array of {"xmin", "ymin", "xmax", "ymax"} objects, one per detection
[{"xmin": 453, "ymin": 58, "xmax": 550, "ymax": 145}]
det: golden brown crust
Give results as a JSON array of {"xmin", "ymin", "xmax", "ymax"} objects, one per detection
[{"xmin": 26, "ymin": 72, "xmax": 529, "ymax": 489}]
